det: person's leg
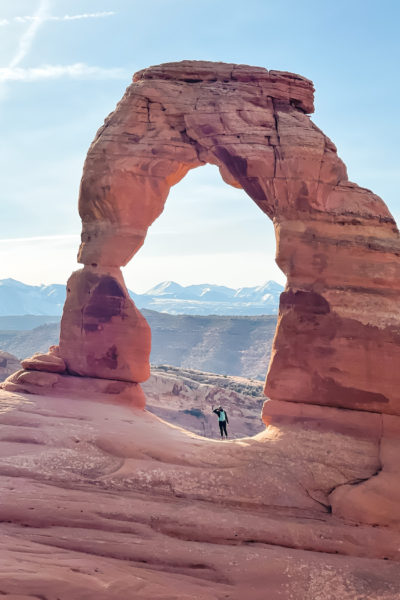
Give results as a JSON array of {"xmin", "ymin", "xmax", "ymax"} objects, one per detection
[
  {"xmin": 219, "ymin": 421, "xmax": 224, "ymax": 438},
  {"xmin": 222, "ymin": 421, "xmax": 228, "ymax": 437}
]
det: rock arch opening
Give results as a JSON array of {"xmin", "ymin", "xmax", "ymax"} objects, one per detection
[
  {"xmin": 125, "ymin": 162, "xmax": 283, "ymax": 438},
  {"xmin": 123, "ymin": 163, "xmax": 283, "ymax": 300}
]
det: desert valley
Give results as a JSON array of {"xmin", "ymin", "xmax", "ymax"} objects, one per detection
[{"xmin": 0, "ymin": 278, "xmax": 275, "ymax": 439}]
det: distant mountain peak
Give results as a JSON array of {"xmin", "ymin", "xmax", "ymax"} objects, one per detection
[
  {"xmin": 145, "ymin": 281, "xmax": 184, "ymax": 296},
  {"xmin": 256, "ymin": 280, "xmax": 284, "ymax": 291},
  {"xmin": 0, "ymin": 278, "xmax": 29, "ymax": 287}
]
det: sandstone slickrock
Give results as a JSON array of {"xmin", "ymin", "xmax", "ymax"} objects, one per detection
[
  {"xmin": 1, "ymin": 391, "xmax": 400, "ymax": 599},
  {"xmin": 1, "ymin": 60, "xmax": 400, "ymax": 597},
  {"xmin": 3, "ymin": 369, "xmax": 145, "ymax": 407}
]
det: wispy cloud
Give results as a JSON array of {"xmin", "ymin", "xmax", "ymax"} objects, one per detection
[
  {"xmin": 0, "ymin": 3, "xmax": 123, "ymax": 86},
  {"xmin": 0, "ymin": 11, "xmax": 115, "ymax": 26},
  {"xmin": 0, "ymin": 63, "xmax": 128, "ymax": 82},
  {"xmin": 9, "ymin": 0, "xmax": 50, "ymax": 69}
]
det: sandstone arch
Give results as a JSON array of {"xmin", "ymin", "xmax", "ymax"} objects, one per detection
[
  {"xmin": 55, "ymin": 60, "xmax": 400, "ymax": 417},
  {"xmin": 5, "ymin": 61, "xmax": 400, "ymax": 417},
  {"xmin": 2, "ymin": 60, "xmax": 400, "ymax": 547}
]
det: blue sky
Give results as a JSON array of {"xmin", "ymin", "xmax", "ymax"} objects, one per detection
[{"xmin": 1, "ymin": 0, "xmax": 399, "ymax": 292}]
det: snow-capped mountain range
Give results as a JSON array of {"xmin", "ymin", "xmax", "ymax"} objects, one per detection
[
  {"xmin": 0, "ymin": 278, "xmax": 284, "ymax": 317},
  {"xmin": 0, "ymin": 279, "xmax": 66, "ymax": 316}
]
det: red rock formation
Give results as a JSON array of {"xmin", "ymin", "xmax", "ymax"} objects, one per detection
[
  {"xmin": 2, "ymin": 60, "xmax": 400, "ymax": 550},
  {"xmin": 59, "ymin": 269, "xmax": 150, "ymax": 383},
  {"xmin": 21, "ymin": 348, "xmax": 66, "ymax": 373},
  {"xmin": 7, "ymin": 60, "xmax": 399, "ymax": 414}
]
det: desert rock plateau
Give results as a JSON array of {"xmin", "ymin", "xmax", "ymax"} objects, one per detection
[{"xmin": 1, "ymin": 60, "xmax": 400, "ymax": 598}]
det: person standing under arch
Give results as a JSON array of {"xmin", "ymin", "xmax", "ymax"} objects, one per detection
[{"xmin": 212, "ymin": 406, "xmax": 229, "ymax": 439}]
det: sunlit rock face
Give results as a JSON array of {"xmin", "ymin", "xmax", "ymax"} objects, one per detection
[{"xmin": 1, "ymin": 393, "xmax": 400, "ymax": 599}]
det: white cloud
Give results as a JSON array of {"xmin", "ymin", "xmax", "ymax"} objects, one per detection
[
  {"xmin": 0, "ymin": 63, "xmax": 128, "ymax": 82},
  {"xmin": 14, "ymin": 11, "xmax": 115, "ymax": 23},
  {"xmin": 0, "ymin": 4, "xmax": 123, "ymax": 86},
  {"xmin": 0, "ymin": 11, "xmax": 115, "ymax": 26}
]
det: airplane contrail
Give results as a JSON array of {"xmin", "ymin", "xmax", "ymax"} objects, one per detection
[{"xmin": 9, "ymin": 0, "xmax": 50, "ymax": 69}]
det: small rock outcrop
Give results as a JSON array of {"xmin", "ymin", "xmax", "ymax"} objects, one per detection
[{"xmin": 21, "ymin": 347, "xmax": 66, "ymax": 373}]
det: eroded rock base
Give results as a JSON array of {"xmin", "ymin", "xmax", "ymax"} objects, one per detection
[
  {"xmin": 1, "ymin": 370, "xmax": 145, "ymax": 408},
  {"xmin": 263, "ymin": 399, "xmax": 400, "ymax": 528}
]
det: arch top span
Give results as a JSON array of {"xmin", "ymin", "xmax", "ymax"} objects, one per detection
[
  {"xmin": 77, "ymin": 60, "xmax": 395, "ymax": 271},
  {"xmin": 133, "ymin": 60, "xmax": 315, "ymax": 113},
  {"xmin": 77, "ymin": 60, "xmax": 349, "ymax": 269}
]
